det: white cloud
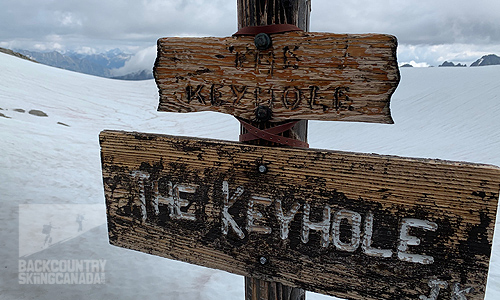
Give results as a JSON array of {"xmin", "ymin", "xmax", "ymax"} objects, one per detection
[
  {"xmin": 33, "ymin": 42, "xmax": 64, "ymax": 52},
  {"xmin": 58, "ymin": 11, "xmax": 83, "ymax": 27},
  {"xmin": 113, "ymin": 45, "xmax": 157, "ymax": 75},
  {"xmin": 399, "ymin": 60, "xmax": 431, "ymax": 68},
  {"xmin": 74, "ymin": 46, "xmax": 97, "ymax": 55},
  {"xmin": 310, "ymin": 0, "xmax": 500, "ymax": 45}
]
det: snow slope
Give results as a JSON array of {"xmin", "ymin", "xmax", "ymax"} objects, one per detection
[{"xmin": 1, "ymin": 52, "xmax": 500, "ymax": 299}]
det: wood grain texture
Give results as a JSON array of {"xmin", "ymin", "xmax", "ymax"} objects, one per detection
[
  {"xmin": 154, "ymin": 31, "xmax": 400, "ymax": 124},
  {"xmin": 237, "ymin": 0, "xmax": 310, "ymax": 154},
  {"xmin": 100, "ymin": 130, "xmax": 500, "ymax": 300},
  {"xmin": 246, "ymin": 277, "xmax": 305, "ymax": 300},
  {"xmin": 237, "ymin": 0, "xmax": 311, "ymax": 30},
  {"xmin": 239, "ymin": 2, "xmax": 309, "ymax": 298}
]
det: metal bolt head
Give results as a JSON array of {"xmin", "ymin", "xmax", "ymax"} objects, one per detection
[
  {"xmin": 259, "ymin": 256, "xmax": 268, "ymax": 265},
  {"xmin": 254, "ymin": 33, "xmax": 272, "ymax": 50},
  {"xmin": 258, "ymin": 165, "xmax": 268, "ymax": 174},
  {"xmin": 255, "ymin": 105, "xmax": 273, "ymax": 122}
]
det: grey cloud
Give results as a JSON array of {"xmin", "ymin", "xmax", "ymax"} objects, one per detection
[
  {"xmin": 310, "ymin": 0, "xmax": 500, "ymax": 45},
  {"xmin": 3, "ymin": 0, "xmax": 499, "ymax": 47},
  {"xmin": 3, "ymin": 0, "xmax": 500, "ymax": 45},
  {"xmin": 1, "ymin": 0, "xmax": 500, "ymax": 67},
  {"xmin": 1, "ymin": 0, "xmax": 236, "ymax": 50}
]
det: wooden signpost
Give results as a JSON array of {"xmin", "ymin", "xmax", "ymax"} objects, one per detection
[
  {"xmin": 100, "ymin": 1, "xmax": 500, "ymax": 300},
  {"xmin": 101, "ymin": 131, "xmax": 500, "ymax": 300},
  {"xmin": 154, "ymin": 32, "xmax": 399, "ymax": 124}
]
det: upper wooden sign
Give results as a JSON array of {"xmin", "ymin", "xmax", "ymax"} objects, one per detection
[
  {"xmin": 154, "ymin": 31, "xmax": 400, "ymax": 123},
  {"xmin": 101, "ymin": 130, "xmax": 500, "ymax": 300}
]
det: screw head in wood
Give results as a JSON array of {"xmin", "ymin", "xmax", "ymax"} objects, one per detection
[
  {"xmin": 258, "ymin": 165, "xmax": 268, "ymax": 174},
  {"xmin": 259, "ymin": 256, "xmax": 268, "ymax": 265},
  {"xmin": 254, "ymin": 33, "xmax": 272, "ymax": 50},
  {"xmin": 255, "ymin": 105, "xmax": 273, "ymax": 122}
]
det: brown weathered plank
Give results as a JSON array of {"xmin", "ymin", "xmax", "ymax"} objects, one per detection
[
  {"xmin": 100, "ymin": 130, "xmax": 500, "ymax": 300},
  {"xmin": 154, "ymin": 31, "xmax": 399, "ymax": 124}
]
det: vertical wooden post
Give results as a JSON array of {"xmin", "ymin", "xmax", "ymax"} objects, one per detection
[
  {"xmin": 238, "ymin": 1, "xmax": 310, "ymax": 299},
  {"xmin": 237, "ymin": 0, "xmax": 310, "ymax": 148},
  {"xmin": 237, "ymin": 0, "xmax": 310, "ymax": 31}
]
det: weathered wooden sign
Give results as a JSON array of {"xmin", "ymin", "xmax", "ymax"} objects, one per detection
[
  {"xmin": 101, "ymin": 130, "xmax": 500, "ymax": 300},
  {"xmin": 154, "ymin": 31, "xmax": 399, "ymax": 124}
]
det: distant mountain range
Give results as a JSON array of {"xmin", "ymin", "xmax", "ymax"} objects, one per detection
[
  {"xmin": 438, "ymin": 54, "xmax": 500, "ymax": 68},
  {"xmin": 111, "ymin": 70, "xmax": 154, "ymax": 80},
  {"xmin": 439, "ymin": 61, "xmax": 467, "ymax": 67},
  {"xmin": 14, "ymin": 48, "xmax": 153, "ymax": 80},
  {"xmin": 399, "ymin": 54, "xmax": 500, "ymax": 68},
  {"xmin": 471, "ymin": 54, "xmax": 500, "ymax": 67},
  {"xmin": 4, "ymin": 47, "xmax": 500, "ymax": 76}
]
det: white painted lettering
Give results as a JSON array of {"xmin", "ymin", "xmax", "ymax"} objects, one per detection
[
  {"xmin": 221, "ymin": 181, "xmax": 245, "ymax": 239},
  {"xmin": 134, "ymin": 174, "xmax": 197, "ymax": 221},
  {"xmin": 162, "ymin": 182, "xmax": 197, "ymax": 221},
  {"xmin": 301, "ymin": 204, "xmax": 331, "ymax": 247},
  {"xmin": 332, "ymin": 209, "xmax": 362, "ymax": 252},
  {"xmin": 151, "ymin": 181, "xmax": 161, "ymax": 215},
  {"xmin": 154, "ymin": 181, "xmax": 171, "ymax": 217},
  {"xmin": 419, "ymin": 279, "xmax": 448, "ymax": 300},
  {"xmin": 129, "ymin": 171, "xmax": 449, "ymax": 267},
  {"xmin": 451, "ymin": 283, "xmax": 473, "ymax": 300},
  {"xmin": 131, "ymin": 171, "xmax": 149, "ymax": 222},
  {"xmin": 247, "ymin": 196, "xmax": 272, "ymax": 234},
  {"xmin": 362, "ymin": 211, "xmax": 393, "ymax": 258},
  {"xmin": 275, "ymin": 200, "xmax": 300, "ymax": 240},
  {"xmin": 398, "ymin": 218, "xmax": 438, "ymax": 264}
]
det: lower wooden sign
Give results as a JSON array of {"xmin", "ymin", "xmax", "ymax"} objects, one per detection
[{"xmin": 100, "ymin": 130, "xmax": 500, "ymax": 300}]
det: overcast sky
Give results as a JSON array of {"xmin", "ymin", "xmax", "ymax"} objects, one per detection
[{"xmin": 1, "ymin": 0, "xmax": 500, "ymax": 68}]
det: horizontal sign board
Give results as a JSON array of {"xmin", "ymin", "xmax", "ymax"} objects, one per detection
[
  {"xmin": 100, "ymin": 130, "xmax": 500, "ymax": 300},
  {"xmin": 154, "ymin": 32, "xmax": 400, "ymax": 124}
]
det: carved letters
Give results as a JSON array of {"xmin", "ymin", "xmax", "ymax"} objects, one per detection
[
  {"xmin": 131, "ymin": 174, "xmax": 440, "ymax": 266},
  {"xmin": 183, "ymin": 83, "xmax": 352, "ymax": 112},
  {"xmin": 155, "ymin": 32, "xmax": 400, "ymax": 123},
  {"xmin": 177, "ymin": 42, "xmax": 355, "ymax": 113},
  {"xmin": 101, "ymin": 131, "xmax": 500, "ymax": 300},
  {"xmin": 419, "ymin": 281, "xmax": 474, "ymax": 300}
]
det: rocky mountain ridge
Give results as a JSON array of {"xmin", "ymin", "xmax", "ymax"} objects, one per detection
[
  {"xmin": 471, "ymin": 54, "xmax": 500, "ymax": 67},
  {"xmin": 439, "ymin": 61, "xmax": 467, "ymax": 67},
  {"xmin": 0, "ymin": 47, "xmax": 37, "ymax": 63},
  {"xmin": 13, "ymin": 48, "xmax": 153, "ymax": 80},
  {"xmin": 437, "ymin": 54, "xmax": 500, "ymax": 68}
]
